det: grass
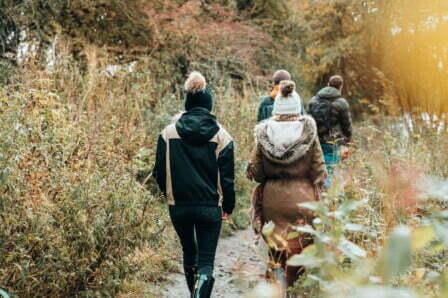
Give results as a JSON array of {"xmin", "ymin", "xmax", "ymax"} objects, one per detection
[
  {"xmin": 284, "ymin": 116, "xmax": 448, "ymax": 297},
  {"xmin": 1, "ymin": 56, "xmax": 447, "ymax": 297},
  {"xmin": 0, "ymin": 59, "xmax": 260, "ymax": 297}
]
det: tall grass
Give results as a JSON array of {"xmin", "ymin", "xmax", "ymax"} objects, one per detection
[
  {"xmin": 0, "ymin": 54, "xmax": 262, "ymax": 296},
  {"xmin": 0, "ymin": 63, "xmax": 178, "ymax": 297},
  {"xmin": 286, "ymin": 117, "xmax": 448, "ymax": 297},
  {"xmin": 1, "ymin": 51, "xmax": 448, "ymax": 297}
]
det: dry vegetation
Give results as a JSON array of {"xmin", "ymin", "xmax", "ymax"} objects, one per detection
[
  {"xmin": 0, "ymin": 0, "xmax": 448, "ymax": 297},
  {"xmin": 1, "ymin": 58, "xmax": 447, "ymax": 297},
  {"xmin": 284, "ymin": 117, "xmax": 448, "ymax": 297},
  {"xmin": 0, "ymin": 55, "xmax": 261, "ymax": 296}
]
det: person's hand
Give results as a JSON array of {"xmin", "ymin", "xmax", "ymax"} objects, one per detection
[
  {"xmin": 253, "ymin": 234, "xmax": 261, "ymax": 245},
  {"xmin": 341, "ymin": 147, "xmax": 350, "ymax": 161},
  {"xmin": 246, "ymin": 169, "xmax": 254, "ymax": 180},
  {"xmin": 222, "ymin": 212, "xmax": 230, "ymax": 220},
  {"xmin": 314, "ymin": 184, "xmax": 322, "ymax": 201},
  {"xmin": 246, "ymin": 163, "xmax": 254, "ymax": 180}
]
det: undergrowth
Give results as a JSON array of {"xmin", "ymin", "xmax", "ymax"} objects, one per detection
[
  {"xmin": 0, "ymin": 59, "xmax": 258, "ymax": 297},
  {"xmin": 1, "ymin": 57, "xmax": 447, "ymax": 297},
  {"xmin": 282, "ymin": 118, "xmax": 448, "ymax": 298}
]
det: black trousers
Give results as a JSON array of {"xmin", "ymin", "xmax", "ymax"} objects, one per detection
[{"xmin": 169, "ymin": 205, "xmax": 222, "ymax": 276}]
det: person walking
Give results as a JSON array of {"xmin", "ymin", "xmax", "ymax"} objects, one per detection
[
  {"xmin": 307, "ymin": 75, "xmax": 352, "ymax": 186},
  {"xmin": 250, "ymin": 80, "xmax": 327, "ymax": 294},
  {"xmin": 152, "ymin": 71, "xmax": 236, "ymax": 298},
  {"xmin": 250, "ymin": 72, "xmax": 306, "ymax": 236},
  {"xmin": 257, "ymin": 70, "xmax": 305, "ymax": 122}
]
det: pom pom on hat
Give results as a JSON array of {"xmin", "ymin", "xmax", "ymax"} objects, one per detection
[
  {"xmin": 184, "ymin": 71, "xmax": 206, "ymax": 93},
  {"xmin": 184, "ymin": 71, "xmax": 213, "ymax": 112}
]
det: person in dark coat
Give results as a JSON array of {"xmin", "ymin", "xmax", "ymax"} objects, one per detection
[
  {"xmin": 257, "ymin": 70, "xmax": 305, "ymax": 122},
  {"xmin": 153, "ymin": 71, "xmax": 235, "ymax": 298},
  {"xmin": 307, "ymin": 75, "xmax": 352, "ymax": 186}
]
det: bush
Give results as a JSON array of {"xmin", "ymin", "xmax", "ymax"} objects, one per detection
[
  {"xmin": 285, "ymin": 118, "xmax": 448, "ymax": 297},
  {"xmin": 0, "ymin": 65, "xmax": 181, "ymax": 297},
  {"xmin": 0, "ymin": 51, "xmax": 262, "ymax": 295}
]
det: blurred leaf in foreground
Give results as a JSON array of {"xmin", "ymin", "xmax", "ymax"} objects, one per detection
[
  {"xmin": 0, "ymin": 289, "xmax": 10, "ymax": 298},
  {"xmin": 385, "ymin": 226, "xmax": 412, "ymax": 282}
]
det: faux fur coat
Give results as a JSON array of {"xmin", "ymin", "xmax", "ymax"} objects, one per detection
[{"xmin": 251, "ymin": 115, "xmax": 327, "ymax": 250}]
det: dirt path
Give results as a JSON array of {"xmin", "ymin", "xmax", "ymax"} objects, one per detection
[{"xmin": 162, "ymin": 229, "xmax": 268, "ymax": 298}]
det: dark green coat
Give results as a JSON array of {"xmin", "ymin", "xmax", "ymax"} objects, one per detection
[
  {"xmin": 307, "ymin": 87, "xmax": 352, "ymax": 145},
  {"xmin": 257, "ymin": 96, "xmax": 275, "ymax": 122}
]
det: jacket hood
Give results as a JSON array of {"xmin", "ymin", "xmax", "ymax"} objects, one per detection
[
  {"xmin": 254, "ymin": 116, "xmax": 317, "ymax": 165},
  {"xmin": 175, "ymin": 107, "xmax": 220, "ymax": 145},
  {"xmin": 317, "ymin": 86, "xmax": 341, "ymax": 100}
]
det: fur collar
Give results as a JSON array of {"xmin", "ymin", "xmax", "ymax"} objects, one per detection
[{"xmin": 254, "ymin": 115, "xmax": 317, "ymax": 165}]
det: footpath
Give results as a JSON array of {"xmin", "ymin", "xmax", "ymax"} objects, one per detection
[{"xmin": 163, "ymin": 229, "xmax": 267, "ymax": 298}]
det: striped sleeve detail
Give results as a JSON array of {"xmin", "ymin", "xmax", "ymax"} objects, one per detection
[
  {"xmin": 215, "ymin": 125, "xmax": 235, "ymax": 214},
  {"xmin": 162, "ymin": 124, "xmax": 179, "ymax": 205},
  {"xmin": 214, "ymin": 126, "xmax": 233, "ymax": 158}
]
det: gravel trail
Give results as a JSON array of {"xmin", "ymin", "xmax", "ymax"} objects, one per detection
[{"xmin": 163, "ymin": 229, "xmax": 268, "ymax": 298}]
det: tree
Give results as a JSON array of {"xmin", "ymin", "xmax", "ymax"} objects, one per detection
[
  {"xmin": 8, "ymin": 0, "xmax": 151, "ymax": 49},
  {"xmin": 0, "ymin": 0, "xmax": 20, "ymax": 64},
  {"xmin": 291, "ymin": 0, "xmax": 386, "ymax": 110},
  {"xmin": 375, "ymin": 0, "xmax": 448, "ymax": 115}
]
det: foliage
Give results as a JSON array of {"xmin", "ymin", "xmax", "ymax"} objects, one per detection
[
  {"xmin": 5, "ymin": 0, "xmax": 151, "ymax": 48},
  {"xmin": 2, "ymin": 0, "xmax": 281, "ymax": 85},
  {"xmin": 0, "ymin": 61, "xmax": 181, "ymax": 297},
  {"xmin": 375, "ymin": 0, "xmax": 448, "ymax": 115},
  {"xmin": 0, "ymin": 60, "xmax": 15, "ymax": 86},
  {"xmin": 280, "ymin": 0, "xmax": 448, "ymax": 117},
  {"xmin": 1, "ymin": 0, "xmax": 448, "ymax": 297},
  {"xmin": 285, "ymin": 118, "xmax": 448, "ymax": 297},
  {"xmin": 0, "ymin": 1, "xmax": 18, "ymax": 57},
  {"xmin": 235, "ymin": 0, "xmax": 288, "ymax": 19},
  {"xmin": 3, "ymin": 0, "xmax": 448, "ymax": 117},
  {"xmin": 289, "ymin": 0, "xmax": 387, "ymax": 113},
  {"xmin": 0, "ymin": 49, "xmax": 261, "ymax": 295},
  {"xmin": 142, "ymin": 0, "xmax": 270, "ymax": 83}
]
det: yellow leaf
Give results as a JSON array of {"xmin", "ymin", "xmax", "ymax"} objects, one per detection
[
  {"xmin": 262, "ymin": 221, "xmax": 275, "ymax": 238},
  {"xmin": 273, "ymin": 234, "xmax": 288, "ymax": 248},
  {"xmin": 412, "ymin": 226, "xmax": 435, "ymax": 251},
  {"xmin": 287, "ymin": 232, "xmax": 300, "ymax": 240},
  {"xmin": 302, "ymin": 244, "xmax": 317, "ymax": 255},
  {"xmin": 431, "ymin": 244, "xmax": 445, "ymax": 253},
  {"xmin": 266, "ymin": 239, "xmax": 278, "ymax": 250},
  {"xmin": 415, "ymin": 268, "xmax": 426, "ymax": 281}
]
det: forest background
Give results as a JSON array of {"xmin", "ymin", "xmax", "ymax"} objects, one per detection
[{"xmin": 1, "ymin": 0, "xmax": 448, "ymax": 297}]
